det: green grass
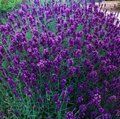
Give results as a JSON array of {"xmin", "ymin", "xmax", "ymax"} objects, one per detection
[{"xmin": 0, "ymin": 0, "xmax": 22, "ymax": 12}]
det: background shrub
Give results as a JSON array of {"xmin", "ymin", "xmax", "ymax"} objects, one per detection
[{"xmin": 0, "ymin": 0, "xmax": 22, "ymax": 12}]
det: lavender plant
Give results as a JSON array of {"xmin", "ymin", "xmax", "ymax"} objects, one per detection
[{"xmin": 0, "ymin": 0, "xmax": 120, "ymax": 118}]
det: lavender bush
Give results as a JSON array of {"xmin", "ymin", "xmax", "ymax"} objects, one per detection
[{"xmin": 0, "ymin": 0, "xmax": 120, "ymax": 118}]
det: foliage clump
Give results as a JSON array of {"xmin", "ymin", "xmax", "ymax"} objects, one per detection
[{"xmin": 0, "ymin": 0, "xmax": 22, "ymax": 12}]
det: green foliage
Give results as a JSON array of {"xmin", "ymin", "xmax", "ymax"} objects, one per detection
[
  {"xmin": 2, "ymin": 60, "xmax": 8, "ymax": 69},
  {"xmin": 26, "ymin": 31, "xmax": 32, "ymax": 40},
  {"xmin": 0, "ymin": 0, "xmax": 22, "ymax": 12},
  {"xmin": 76, "ymin": 24, "xmax": 83, "ymax": 31},
  {"xmin": 47, "ymin": 19, "xmax": 57, "ymax": 33}
]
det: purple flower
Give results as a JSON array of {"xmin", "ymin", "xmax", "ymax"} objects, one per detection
[
  {"xmin": 54, "ymin": 55, "xmax": 63, "ymax": 65},
  {"xmin": 77, "ymin": 96, "xmax": 83, "ymax": 104},
  {"xmin": 67, "ymin": 85, "xmax": 73, "ymax": 94},
  {"xmin": 74, "ymin": 49, "xmax": 82, "ymax": 58},
  {"xmin": 61, "ymin": 89, "xmax": 68, "ymax": 99},
  {"xmin": 67, "ymin": 58, "xmax": 74, "ymax": 66},
  {"xmin": 95, "ymin": 113, "xmax": 112, "ymax": 119},
  {"xmin": 51, "ymin": 74, "xmax": 58, "ymax": 83},
  {"xmin": 69, "ymin": 66, "xmax": 76, "ymax": 76},
  {"xmin": 86, "ymin": 43, "xmax": 95, "ymax": 52},
  {"xmin": 60, "ymin": 78, "xmax": 67, "ymax": 88},
  {"xmin": 69, "ymin": 38, "xmax": 75, "ymax": 47},
  {"xmin": 43, "ymin": 48, "xmax": 49, "ymax": 58},
  {"xmin": 92, "ymin": 93, "xmax": 101, "ymax": 106},
  {"xmin": 13, "ymin": 55, "xmax": 20, "ymax": 65},
  {"xmin": 84, "ymin": 59, "xmax": 94, "ymax": 71},
  {"xmin": 53, "ymin": 94, "xmax": 59, "ymax": 102},
  {"xmin": 65, "ymin": 111, "xmax": 75, "ymax": 119},
  {"xmin": 87, "ymin": 70, "xmax": 98, "ymax": 82},
  {"xmin": 55, "ymin": 100, "xmax": 61, "ymax": 110},
  {"xmin": 37, "ymin": 60, "xmax": 46, "ymax": 70},
  {"xmin": 79, "ymin": 104, "xmax": 87, "ymax": 117},
  {"xmin": 23, "ymin": 87, "xmax": 32, "ymax": 97},
  {"xmin": 18, "ymin": 9, "xmax": 24, "ymax": 16},
  {"xmin": 7, "ymin": 78, "xmax": 16, "ymax": 88},
  {"xmin": 98, "ymin": 107, "xmax": 105, "ymax": 114},
  {"xmin": 0, "ymin": 112, "xmax": 5, "ymax": 118},
  {"xmin": 115, "ymin": 110, "xmax": 120, "ymax": 117},
  {"xmin": 107, "ymin": 95, "xmax": 117, "ymax": 103},
  {"xmin": 0, "ymin": 45, "xmax": 4, "ymax": 55}
]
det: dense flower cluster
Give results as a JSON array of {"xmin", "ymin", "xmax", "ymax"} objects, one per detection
[{"xmin": 0, "ymin": 0, "xmax": 120, "ymax": 118}]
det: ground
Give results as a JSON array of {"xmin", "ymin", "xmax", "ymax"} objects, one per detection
[{"xmin": 96, "ymin": 1, "xmax": 120, "ymax": 20}]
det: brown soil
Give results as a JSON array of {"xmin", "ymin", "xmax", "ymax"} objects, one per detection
[{"xmin": 100, "ymin": 1, "xmax": 120, "ymax": 12}]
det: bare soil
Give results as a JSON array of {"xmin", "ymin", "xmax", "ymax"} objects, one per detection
[{"xmin": 100, "ymin": 1, "xmax": 120, "ymax": 12}]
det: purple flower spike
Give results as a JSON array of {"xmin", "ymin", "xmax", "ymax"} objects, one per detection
[{"xmin": 65, "ymin": 111, "xmax": 75, "ymax": 119}]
